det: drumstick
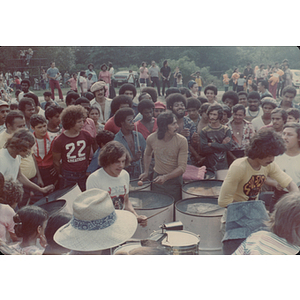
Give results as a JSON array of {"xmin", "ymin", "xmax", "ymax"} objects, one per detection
[{"xmin": 146, "ymin": 207, "xmax": 169, "ymax": 220}]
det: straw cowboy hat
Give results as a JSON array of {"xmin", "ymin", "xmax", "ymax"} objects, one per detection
[{"xmin": 54, "ymin": 189, "xmax": 137, "ymax": 252}]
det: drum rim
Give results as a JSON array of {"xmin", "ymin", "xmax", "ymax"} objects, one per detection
[
  {"xmin": 182, "ymin": 180, "xmax": 223, "ymax": 197},
  {"xmin": 129, "ymin": 190, "xmax": 175, "ymax": 210},
  {"xmin": 175, "ymin": 197, "xmax": 224, "ymax": 217}
]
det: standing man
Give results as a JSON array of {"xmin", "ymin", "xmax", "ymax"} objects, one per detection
[
  {"xmin": 244, "ymin": 91, "xmax": 263, "ymax": 122},
  {"xmin": 47, "ymin": 62, "xmax": 63, "ymax": 101},
  {"xmin": 18, "ymin": 79, "xmax": 33, "ymax": 100},
  {"xmin": 140, "ymin": 112, "xmax": 188, "ymax": 202},
  {"xmin": 86, "ymin": 140, "xmax": 147, "ymax": 227},
  {"xmin": 261, "ymin": 108, "xmax": 287, "ymax": 134},
  {"xmin": 160, "ymin": 60, "xmax": 171, "ymax": 97},
  {"xmin": 218, "ymin": 129, "xmax": 298, "ymax": 254},
  {"xmin": 200, "ymin": 104, "xmax": 233, "ymax": 177},
  {"xmin": 278, "ymin": 86, "xmax": 300, "ymax": 111},
  {"xmin": 149, "ymin": 61, "xmax": 161, "ymax": 97},
  {"xmin": 243, "ymin": 62, "xmax": 253, "ymax": 79},
  {"xmin": 18, "ymin": 98, "xmax": 36, "ymax": 131},
  {"xmin": 0, "ymin": 100, "xmax": 10, "ymax": 134}
]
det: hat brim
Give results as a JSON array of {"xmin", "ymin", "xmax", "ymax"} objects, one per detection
[{"xmin": 53, "ymin": 210, "xmax": 137, "ymax": 252}]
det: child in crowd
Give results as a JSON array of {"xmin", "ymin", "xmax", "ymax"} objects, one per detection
[
  {"xmin": 153, "ymin": 101, "xmax": 166, "ymax": 118},
  {"xmin": 0, "ymin": 177, "xmax": 23, "ymax": 243},
  {"xmin": 30, "ymin": 114, "xmax": 58, "ymax": 188},
  {"xmin": 186, "ymin": 97, "xmax": 201, "ymax": 127},
  {"xmin": 43, "ymin": 212, "xmax": 72, "ymax": 255},
  {"xmin": 78, "ymin": 71, "xmax": 88, "ymax": 96},
  {"xmin": 204, "ymin": 85, "xmax": 218, "ymax": 105},
  {"xmin": 45, "ymin": 105, "xmax": 64, "ymax": 136},
  {"xmin": 67, "ymin": 73, "xmax": 77, "ymax": 92},
  {"xmin": 10, "ymin": 206, "xmax": 48, "ymax": 255},
  {"xmin": 237, "ymin": 74, "xmax": 246, "ymax": 93},
  {"xmin": 176, "ymin": 73, "xmax": 183, "ymax": 88},
  {"xmin": 86, "ymin": 73, "xmax": 94, "ymax": 91},
  {"xmin": 191, "ymin": 71, "xmax": 203, "ymax": 96},
  {"xmin": 86, "ymin": 130, "xmax": 115, "ymax": 175},
  {"xmin": 188, "ymin": 80, "xmax": 198, "ymax": 98},
  {"xmin": 223, "ymin": 74, "xmax": 229, "ymax": 92},
  {"xmin": 89, "ymin": 106, "xmax": 104, "ymax": 133},
  {"xmin": 52, "ymin": 105, "xmax": 94, "ymax": 191},
  {"xmin": 41, "ymin": 91, "xmax": 59, "ymax": 110},
  {"xmin": 286, "ymin": 108, "xmax": 300, "ymax": 123},
  {"xmin": 65, "ymin": 91, "xmax": 80, "ymax": 106}
]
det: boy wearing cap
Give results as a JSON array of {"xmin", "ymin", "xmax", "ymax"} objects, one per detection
[
  {"xmin": 86, "ymin": 141, "xmax": 147, "ymax": 227},
  {"xmin": 153, "ymin": 101, "xmax": 166, "ymax": 118}
]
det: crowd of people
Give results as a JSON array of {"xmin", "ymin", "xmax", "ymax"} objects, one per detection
[{"xmin": 0, "ymin": 57, "xmax": 300, "ymax": 255}]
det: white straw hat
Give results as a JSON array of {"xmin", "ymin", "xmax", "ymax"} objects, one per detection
[{"xmin": 53, "ymin": 189, "xmax": 137, "ymax": 251}]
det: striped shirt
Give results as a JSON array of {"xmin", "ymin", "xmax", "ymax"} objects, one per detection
[{"xmin": 233, "ymin": 231, "xmax": 300, "ymax": 255}]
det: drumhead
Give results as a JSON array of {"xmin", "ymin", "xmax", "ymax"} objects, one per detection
[
  {"xmin": 129, "ymin": 179, "xmax": 150, "ymax": 191},
  {"xmin": 176, "ymin": 197, "xmax": 225, "ymax": 217},
  {"xmin": 129, "ymin": 191, "xmax": 174, "ymax": 210},
  {"xmin": 161, "ymin": 231, "xmax": 200, "ymax": 247},
  {"xmin": 113, "ymin": 241, "xmax": 141, "ymax": 255},
  {"xmin": 182, "ymin": 180, "xmax": 223, "ymax": 197}
]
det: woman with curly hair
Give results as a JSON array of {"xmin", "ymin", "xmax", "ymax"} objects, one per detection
[{"xmin": 218, "ymin": 129, "xmax": 298, "ymax": 255}]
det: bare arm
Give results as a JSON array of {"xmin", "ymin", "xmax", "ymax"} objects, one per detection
[{"xmin": 52, "ymin": 152, "xmax": 62, "ymax": 175}]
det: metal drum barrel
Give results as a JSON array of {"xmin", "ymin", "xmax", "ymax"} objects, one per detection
[
  {"xmin": 150, "ymin": 230, "xmax": 200, "ymax": 255},
  {"xmin": 129, "ymin": 191, "xmax": 174, "ymax": 239},
  {"xmin": 33, "ymin": 184, "xmax": 82, "ymax": 214},
  {"xmin": 129, "ymin": 179, "xmax": 151, "ymax": 192},
  {"xmin": 182, "ymin": 180, "xmax": 223, "ymax": 199},
  {"xmin": 175, "ymin": 197, "xmax": 225, "ymax": 255}
]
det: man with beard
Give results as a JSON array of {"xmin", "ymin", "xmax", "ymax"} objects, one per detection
[
  {"xmin": 18, "ymin": 79, "xmax": 33, "ymax": 101},
  {"xmin": 244, "ymin": 91, "xmax": 263, "ymax": 122},
  {"xmin": 218, "ymin": 129, "xmax": 298, "ymax": 254},
  {"xmin": 166, "ymin": 93, "xmax": 197, "ymax": 165},
  {"xmin": 140, "ymin": 112, "xmax": 188, "ymax": 202},
  {"xmin": 200, "ymin": 104, "xmax": 233, "ymax": 177}
]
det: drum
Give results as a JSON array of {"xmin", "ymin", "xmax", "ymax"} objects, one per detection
[
  {"xmin": 129, "ymin": 191, "xmax": 174, "ymax": 240},
  {"xmin": 182, "ymin": 180, "xmax": 223, "ymax": 199},
  {"xmin": 33, "ymin": 184, "xmax": 82, "ymax": 214},
  {"xmin": 113, "ymin": 241, "xmax": 141, "ymax": 255},
  {"xmin": 36, "ymin": 199, "xmax": 66, "ymax": 216},
  {"xmin": 129, "ymin": 179, "xmax": 151, "ymax": 192},
  {"xmin": 175, "ymin": 197, "xmax": 225, "ymax": 254},
  {"xmin": 150, "ymin": 230, "xmax": 200, "ymax": 255}
]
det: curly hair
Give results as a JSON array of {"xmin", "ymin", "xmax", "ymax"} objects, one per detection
[
  {"xmin": 186, "ymin": 97, "xmax": 201, "ymax": 110},
  {"xmin": 119, "ymin": 83, "xmax": 137, "ymax": 98},
  {"xmin": 65, "ymin": 92, "xmax": 80, "ymax": 106},
  {"xmin": 95, "ymin": 130, "xmax": 115, "ymax": 147},
  {"xmin": 1, "ymin": 178, "xmax": 23, "ymax": 206},
  {"xmin": 98, "ymin": 141, "xmax": 131, "ymax": 168},
  {"xmin": 221, "ymin": 91, "xmax": 239, "ymax": 106},
  {"xmin": 204, "ymin": 84, "xmax": 218, "ymax": 95},
  {"xmin": 268, "ymin": 192, "xmax": 300, "ymax": 245},
  {"xmin": 114, "ymin": 107, "xmax": 135, "ymax": 127},
  {"xmin": 60, "ymin": 105, "xmax": 86, "ymax": 130},
  {"xmin": 206, "ymin": 104, "xmax": 223, "ymax": 120},
  {"xmin": 166, "ymin": 93, "xmax": 187, "ymax": 110},
  {"xmin": 137, "ymin": 99, "xmax": 155, "ymax": 113},
  {"xmin": 245, "ymin": 128, "xmax": 286, "ymax": 159},
  {"xmin": 45, "ymin": 105, "xmax": 64, "ymax": 120},
  {"xmin": 141, "ymin": 87, "xmax": 158, "ymax": 103},
  {"xmin": 5, "ymin": 128, "xmax": 35, "ymax": 152},
  {"xmin": 30, "ymin": 114, "xmax": 47, "ymax": 128},
  {"xmin": 14, "ymin": 206, "xmax": 48, "ymax": 238},
  {"xmin": 110, "ymin": 95, "xmax": 133, "ymax": 115}
]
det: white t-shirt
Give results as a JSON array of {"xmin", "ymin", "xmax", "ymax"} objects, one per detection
[
  {"xmin": 275, "ymin": 153, "xmax": 300, "ymax": 189},
  {"xmin": 0, "ymin": 148, "xmax": 21, "ymax": 181},
  {"xmin": 251, "ymin": 116, "xmax": 272, "ymax": 132},
  {"xmin": 86, "ymin": 168, "xmax": 130, "ymax": 210}
]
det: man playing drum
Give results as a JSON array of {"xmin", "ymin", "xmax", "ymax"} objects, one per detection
[
  {"xmin": 140, "ymin": 111, "xmax": 188, "ymax": 202},
  {"xmin": 218, "ymin": 129, "xmax": 298, "ymax": 255}
]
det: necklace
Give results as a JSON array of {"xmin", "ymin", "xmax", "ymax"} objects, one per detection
[{"xmin": 247, "ymin": 108, "xmax": 260, "ymax": 118}]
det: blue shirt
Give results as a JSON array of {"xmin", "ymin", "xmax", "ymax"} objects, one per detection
[
  {"xmin": 47, "ymin": 67, "xmax": 60, "ymax": 81},
  {"xmin": 114, "ymin": 130, "xmax": 146, "ymax": 179},
  {"xmin": 87, "ymin": 148, "xmax": 101, "ymax": 174},
  {"xmin": 85, "ymin": 69, "xmax": 98, "ymax": 83}
]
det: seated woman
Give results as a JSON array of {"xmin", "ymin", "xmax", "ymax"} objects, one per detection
[{"xmin": 233, "ymin": 192, "xmax": 300, "ymax": 255}]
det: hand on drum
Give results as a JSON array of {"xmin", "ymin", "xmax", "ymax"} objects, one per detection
[
  {"xmin": 137, "ymin": 215, "xmax": 147, "ymax": 227},
  {"xmin": 40, "ymin": 184, "xmax": 55, "ymax": 194},
  {"xmin": 153, "ymin": 175, "xmax": 167, "ymax": 185}
]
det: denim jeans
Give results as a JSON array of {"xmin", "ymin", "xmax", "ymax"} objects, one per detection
[{"xmin": 61, "ymin": 169, "xmax": 87, "ymax": 192}]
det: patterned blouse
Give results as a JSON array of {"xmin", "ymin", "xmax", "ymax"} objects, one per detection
[{"xmin": 227, "ymin": 119, "xmax": 255, "ymax": 151}]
